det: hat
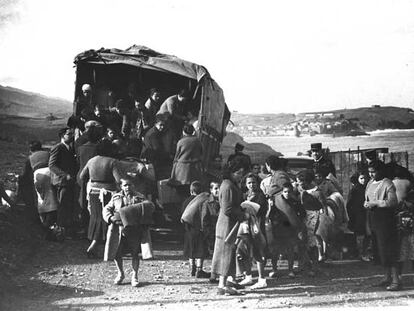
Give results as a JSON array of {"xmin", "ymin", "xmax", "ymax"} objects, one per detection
[
  {"xmin": 84, "ymin": 120, "xmax": 101, "ymax": 129},
  {"xmin": 365, "ymin": 149, "xmax": 377, "ymax": 161},
  {"xmin": 310, "ymin": 143, "xmax": 322, "ymax": 151},
  {"xmin": 235, "ymin": 143, "xmax": 244, "ymax": 151},
  {"xmin": 82, "ymin": 84, "xmax": 92, "ymax": 92}
]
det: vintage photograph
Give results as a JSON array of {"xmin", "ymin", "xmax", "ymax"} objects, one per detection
[{"xmin": 1, "ymin": 0, "xmax": 414, "ymax": 310}]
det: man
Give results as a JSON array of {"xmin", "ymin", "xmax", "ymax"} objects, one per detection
[
  {"xmin": 310, "ymin": 143, "xmax": 336, "ymax": 177},
  {"xmin": 74, "ymin": 84, "xmax": 95, "ymax": 117},
  {"xmin": 141, "ymin": 115, "xmax": 171, "ymax": 179},
  {"xmin": 49, "ymin": 128, "xmax": 78, "ymax": 238},
  {"xmin": 157, "ymin": 89, "xmax": 190, "ymax": 141},
  {"xmin": 227, "ymin": 143, "xmax": 251, "ymax": 172}
]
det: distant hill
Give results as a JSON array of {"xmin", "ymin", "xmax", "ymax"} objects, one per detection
[
  {"xmin": 297, "ymin": 106, "xmax": 414, "ymax": 130},
  {"xmin": 231, "ymin": 106, "xmax": 414, "ymax": 130},
  {"xmin": 230, "ymin": 112, "xmax": 296, "ymax": 127},
  {"xmin": 0, "ymin": 85, "xmax": 72, "ymax": 118}
]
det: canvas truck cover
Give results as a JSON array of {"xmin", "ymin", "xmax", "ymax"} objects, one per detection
[{"xmin": 73, "ymin": 45, "xmax": 230, "ymax": 166}]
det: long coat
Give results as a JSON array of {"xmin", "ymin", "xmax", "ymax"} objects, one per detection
[
  {"xmin": 170, "ymin": 135, "xmax": 203, "ymax": 186},
  {"xmin": 102, "ymin": 192, "xmax": 146, "ymax": 261},
  {"xmin": 211, "ymin": 179, "xmax": 245, "ymax": 277}
]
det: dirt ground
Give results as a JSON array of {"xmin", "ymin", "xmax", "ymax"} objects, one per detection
[
  {"xmin": 1, "ymin": 207, "xmax": 414, "ymax": 311},
  {"xmin": 1, "ymin": 141, "xmax": 414, "ymax": 310}
]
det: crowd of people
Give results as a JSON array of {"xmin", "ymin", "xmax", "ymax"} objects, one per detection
[
  {"xmin": 178, "ymin": 143, "xmax": 414, "ymax": 295},
  {"xmin": 1, "ymin": 83, "xmax": 414, "ymax": 294}
]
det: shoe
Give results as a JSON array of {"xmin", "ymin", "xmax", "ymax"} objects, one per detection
[
  {"xmin": 195, "ymin": 269, "xmax": 211, "ymax": 278},
  {"xmin": 372, "ymin": 279, "xmax": 391, "ymax": 288},
  {"xmin": 114, "ymin": 273, "xmax": 125, "ymax": 285},
  {"xmin": 239, "ymin": 275, "xmax": 254, "ymax": 286},
  {"xmin": 190, "ymin": 265, "xmax": 196, "ymax": 277},
  {"xmin": 217, "ymin": 286, "xmax": 240, "ymax": 296},
  {"xmin": 268, "ymin": 271, "xmax": 277, "ymax": 278},
  {"xmin": 250, "ymin": 279, "xmax": 267, "ymax": 289},
  {"xmin": 131, "ymin": 274, "xmax": 139, "ymax": 287},
  {"xmin": 209, "ymin": 278, "xmax": 219, "ymax": 284},
  {"xmin": 361, "ymin": 255, "xmax": 372, "ymax": 262},
  {"xmin": 288, "ymin": 271, "xmax": 296, "ymax": 278},
  {"xmin": 386, "ymin": 282, "xmax": 402, "ymax": 291},
  {"xmin": 226, "ymin": 281, "xmax": 245, "ymax": 290}
]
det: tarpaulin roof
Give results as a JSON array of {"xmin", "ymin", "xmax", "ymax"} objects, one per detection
[{"xmin": 74, "ymin": 45, "xmax": 210, "ymax": 82}]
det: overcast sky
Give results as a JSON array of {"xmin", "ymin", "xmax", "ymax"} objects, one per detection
[{"xmin": 1, "ymin": 0, "xmax": 414, "ymax": 114}]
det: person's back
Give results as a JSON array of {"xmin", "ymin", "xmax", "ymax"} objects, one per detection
[{"xmin": 29, "ymin": 150, "xmax": 50, "ymax": 171}]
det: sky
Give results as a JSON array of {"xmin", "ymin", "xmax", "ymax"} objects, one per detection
[{"xmin": 1, "ymin": 0, "xmax": 414, "ymax": 114}]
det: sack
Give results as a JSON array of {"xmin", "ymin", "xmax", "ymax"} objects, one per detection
[{"xmin": 141, "ymin": 228, "xmax": 154, "ymax": 260}]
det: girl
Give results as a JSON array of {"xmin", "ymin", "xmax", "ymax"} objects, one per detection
[{"xmin": 347, "ymin": 171, "xmax": 370, "ymax": 261}]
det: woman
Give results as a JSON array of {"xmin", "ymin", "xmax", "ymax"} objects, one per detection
[
  {"xmin": 364, "ymin": 160, "xmax": 400, "ymax": 291},
  {"xmin": 347, "ymin": 171, "xmax": 370, "ymax": 260},
  {"xmin": 80, "ymin": 140, "xmax": 121, "ymax": 257},
  {"xmin": 211, "ymin": 159, "xmax": 247, "ymax": 295},
  {"xmin": 169, "ymin": 124, "xmax": 203, "ymax": 196}
]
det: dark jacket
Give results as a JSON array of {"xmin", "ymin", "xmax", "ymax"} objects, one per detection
[{"xmin": 49, "ymin": 143, "xmax": 77, "ymax": 187}]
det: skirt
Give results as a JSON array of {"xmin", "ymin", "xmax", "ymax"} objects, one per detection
[
  {"xmin": 183, "ymin": 223, "xmax": 208, "ymax": 259},
  {"xmin": 87, "ymin": 190, "xmax": 111, "ymax": 241}
]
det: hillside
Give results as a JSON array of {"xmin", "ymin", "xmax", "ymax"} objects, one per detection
[
  {"xmin": 0, "ymin": 85, "xmax": 72, "ymax": 118},
  {"xmin": 231, "ymin": 106, "xmax": 414, "ymax": 132},
  {"xmin": 297, "ymin": 106, "xmax": 414, "ymax": 130}
]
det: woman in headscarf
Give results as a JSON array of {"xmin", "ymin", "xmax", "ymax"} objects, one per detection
[
  {"xmin": 364, "ymin": 160, "xmax": 400, "ymax": 291},
  {"xmin": 80, "ymin": 140, "xmax": 121, "ymax": 257},
  {"xmin": 211, "ymin": 159, "xmax": 248, "ymax": 295}
]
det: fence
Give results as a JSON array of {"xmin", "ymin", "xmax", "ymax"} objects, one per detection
[{"xmin": 329, "ymin": 147, "xmax": 410, "ymax": 200}]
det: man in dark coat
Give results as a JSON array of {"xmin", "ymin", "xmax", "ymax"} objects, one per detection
[
  {"xmin": 227, "ymin": 143, "xmax": 251, "ymax": 172},
  {"xmin": 141, "ymin": 115, "xmax": 170, "ymax": 179},
  {"xmin": 49, "ymin": 127, "xmax": 78, "ymax": 237},
  {"xmin": 310, "ymin": 143, "xmax": 336, "ymax": 177}
]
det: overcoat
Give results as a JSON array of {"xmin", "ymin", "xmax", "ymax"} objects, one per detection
[
  {"xmin": 170, "ymin": 135, "xmax": 203, "ymax": 186},
  {"xmin": 102, "ymin": 191, "xmax": 148, "ymax": 261},
  {"xmin": 211, "ymin": 179, "xmax": 245, "ymax": 277}
]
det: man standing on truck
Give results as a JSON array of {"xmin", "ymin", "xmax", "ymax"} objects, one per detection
[{"xmin": 157, "ymin": 89, "xmax": 190, "ymax": 146}]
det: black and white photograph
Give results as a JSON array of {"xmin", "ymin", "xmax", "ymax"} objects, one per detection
[{"xmin": 1, "ymin": 0, "xmax": 414, "ymax": 310}]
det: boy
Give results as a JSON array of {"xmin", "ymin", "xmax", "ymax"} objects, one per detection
[
  {"xmin": 181, "ymin": 181, "xmax": 211, "ymax": 278},
  {"xmin": 103, "ymin": 177, "xmax": 153, "ymax": 287}
]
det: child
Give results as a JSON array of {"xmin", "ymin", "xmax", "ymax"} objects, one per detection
[
  {"xmin": 296, "ymin": 170, "xmax": 328, "ymax": 264},
  {"xmin": 201, "ymin": 181, "xmax": 220, "ymax": 255},
  {"xmin": 237, "ymin": 173, "xmax": 268, "ymax": 289},
  {"xmin": 268, "ymin": 182, "xmax": 306, "ymax": 278},
  {"xmin": 181, "ymin": 181, "xmax": 210, "ymax": 278},
  {"xmin": 346, "ymin": 171, "xmax": 370, "ymax": 261},
  {"xmin": 103, "ymin": 177, "xmax": 153, "ymax": 287},
  {"xmin": 201, "ymin": 181, "xmax": 220, "ymax": 283},
  {"xmin": 314, "ymin": 167, "xmax": 339, "ymax": 198}
]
